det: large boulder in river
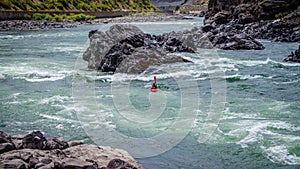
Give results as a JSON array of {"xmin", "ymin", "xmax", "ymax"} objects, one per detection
[
  {"xmin": 83, "ymin": 24, "xmax": 192, "ymax": 74},
  {"xmin": 0, "ymin": 131, "xmax": 144, "ymax": 169}
]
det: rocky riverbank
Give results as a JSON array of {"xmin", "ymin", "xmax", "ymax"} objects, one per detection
[
  {"xmin": 204, "ymin": 1, "xmax": 300, "ymax": 43},
  {"xmin": 0, "ymin": 15, "xmax": 189, "ymax": 31},
  {"xmin": 204, "ymin": 0, "xmax": 300, "ymax": 62},
  {"xmin": 0, "ymin": 131, "xmax": 143, "ymax": 169}
]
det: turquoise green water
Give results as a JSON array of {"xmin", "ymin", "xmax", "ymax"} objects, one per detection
[{"xmin": 0, "ymin": 18, "xmax": 300, "ymax": 168}]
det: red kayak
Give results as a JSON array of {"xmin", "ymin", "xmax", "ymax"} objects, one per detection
[
  {"xmin": 150, "ymin": 76, "xmax": 157, "ymax": 92},
  {"xmin": 150, "ymin": 88, "xmax": 157, "ymax": 92}
]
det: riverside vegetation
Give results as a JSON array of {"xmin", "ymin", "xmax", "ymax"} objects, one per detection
[
  {"xmin": 0, "ymin": 0, "xmax": 160, "ymax": 31},
  {"xmin": 0, "ymin": 0, "xmax": 157, "ymax": 11}
]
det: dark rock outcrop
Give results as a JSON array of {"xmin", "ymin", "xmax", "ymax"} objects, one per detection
[
  {"xmin": 83, "ymin": 24, "xmax": 193, "ymax": 74},
  {"xmin": 0, "ymin": 131, "xmax": 144, "ymax": 169},
  {"xmin": 22, "ymin": 131, "xmax": 47, "ymax": 149},
  {"xmin": 205, "ymin": 0, "xmax": 299, "ymax": 25},
  {"xmin": 83, "ymin": 24, "xmax": 264, "ymax": 74},
  {"xmin": 204, "ymin": 0, "xmax": 300, "ymax": 43},
  {"xmin": 284, "ymin": 45, "xmax": 300, "ymax": 62}
]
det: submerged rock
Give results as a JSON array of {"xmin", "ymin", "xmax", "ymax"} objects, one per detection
[{"xmin": 0, "ymin": 131, "xmax": 144, "ymax": 169}]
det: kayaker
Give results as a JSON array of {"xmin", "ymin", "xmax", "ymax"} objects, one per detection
[{"xmin": 152, "ymin": 76, "xmax": 157, "ymax": 89}]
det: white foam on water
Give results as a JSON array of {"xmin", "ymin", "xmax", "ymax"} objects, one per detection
[
  {"xmin": 261, "ymin": 145, "xmax": 300, "ymax": 165},
  {"xmin": 0, "ymin": 33, "xmax": 55, "ymax": 40},
  {"xmin": 4, "ymin": 99, "xmax": 35, "ymax": 105},
  {"xmin": 1, "ymin": 66, "xmax": 74, "ymax": 82},
  {"xmin": 227, "ymin": 57, "xmax": 300, "ymax": 67},
  {"xmin": 25, "ymin": 75, "xmax": 65, "ymax": 82},
  {"xmin": 0, "ymin": 35, "xmax": 26, "ymax": 40},
  {"xmin": 39, "ymin": 95, "xmax": 71, "ymax": 105},
  {"xmin": 52, "ymin": 46, "xmax": 86, "ymax": 52},
  {"xmin": 39, "ymin": 114, "xmax": 76, "ymax": 123},
  {"xmin": 0, "ymin": 73, "xmax": 4, "ymax": 79},
  {"xmin": 220, "ymin": 107, "xmax": 258, "ymax": 120},
  {"xmin": 273, "ymin": 79, "xmax": 300, "ymax": 85}
]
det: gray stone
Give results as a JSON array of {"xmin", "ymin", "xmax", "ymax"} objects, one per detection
[
  {"xmin": 60, "ymin": 158, "xmax": 96, "ymax": 169},
  {"xmin": 83, "ymin": 24, "xmax": 192, "ymax": 74},
  {"xmin": 45, "ymin": 137, "xmax": 69, "ymax": 150},
  {"xmin": 0, "ymin": 143, "xmax": 15, "ymax": 154},
  {"xmin": 0, "ymin": 159, "xmax": 28, "ymax": 169},
  {"xmin": 68, "ymin": 140, "xmax": 83, "ymax": 147},
  {"xmin": 22, "ymin": 131, "xmax": 46, "ymax": 150}
]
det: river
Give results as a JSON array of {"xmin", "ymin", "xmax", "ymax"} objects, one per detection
[{"xmin": 0, "ymin": 17, "xmax": 299, "ymax": 168}]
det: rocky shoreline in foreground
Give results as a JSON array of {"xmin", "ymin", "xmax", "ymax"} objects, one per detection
[
  {"xmin": 0, "ymin": 131, "xmax": 143, "ymax": 169},
  {"xmin": 0, "ymin": 15, "xmax": 190, "ymax": 31}
]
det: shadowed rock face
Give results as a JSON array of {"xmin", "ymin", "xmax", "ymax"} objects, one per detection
[
  {"xmin": 0, "ymin": 131, "xmax": 144, "ymax": 169},
  {"xmin": 83, "ymin": 24, "xmax": 264, "ymax": 74}
]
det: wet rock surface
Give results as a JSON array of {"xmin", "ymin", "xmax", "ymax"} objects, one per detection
[
  {"xmin": 205, "ymin": 1, "xmax": 300, "ymax": 43},
  {"xmin": 0, "ymin": 131, "xmax": 144, "ymax": 169},
  {"xmin": 284, "ymin": 45, "xmax": 300, "ymax": 63},
  {"xmin": 83, "ymin": 24, "xmax": 193, "ymax": 74},
  {"xmin": 83, "ymin": 24, "xmax": 264, "ymax": 74}
]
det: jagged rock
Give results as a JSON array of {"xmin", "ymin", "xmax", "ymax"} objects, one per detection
[
  {"xmin": 0, "ymin": 159, "xmax": 28, "ymax": 169},
  {"xmin": 0, "ymin": 131, "xmax": 12, "ymax": 144},
  {"xmin": 63, "ymin": 144, "xmax": 143, "ymax": 169},
  {"xmin": 284, "ymin": 45, "xmax": 300, "ymax": 63},
  {"xmin": 11, "ymin": 135, "xmax": 24, "ymax": 149},
  {"xmin": 83, "ymin": 24, "xmax": 193, "ymax": 74},
  {"xmin": 22, "ymin": 131, "xmax": 47, "ymax": 149},
  {"xmin": 45, "ymin": 137, "xmax": 69, "ymax": 150},
  {"xmin": 83, "ymin": 24, "xmax": 144, "ymax": 70},
  {"xmin": 170, "ymin": 24, "xmax": 264, "ymax": 50},
  {"xmin": 0, "ymin": 143, "xmax": 16, "ymax": 154},
  {"xmin": 201, "ymin": 25, "xmax": 215, "ymax": 32},
  {"xmin": 83, "ymin": 24, "xmax": 265, "ymax": 74},
  {"xmin": 204, "ymin": 0, "xmax": 300, "ymax": 43},
  {"xmin": 0, "ymin": 131, "xmax": 16, "ymax": 154},
  {"xmin": 107, "ymin": 159, "xmax": 137, "ymax": 169}
]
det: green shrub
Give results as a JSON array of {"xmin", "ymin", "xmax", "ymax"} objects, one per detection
[
  {"xmin": 1, "ymin": 0, "xmax": 158, "ymax": 12},
  {"xmin": 31, "ymin": 13, "xmax": 46, "ymax": 20},
  {"xmin": 275, "ymin": 12, "xmax": 283, "ymax": 18},
  {"xmin": 97, "ymin": 4, "xmax": 112, "ymax": 11},
  {"xmin": 89, "ymin": 2, "xmax": 97, "ymax": 11},
  {"xmin": 44, "ymin": 13, "xmax": 53, "ymax": 20},
  {"xmin": 0, "ymin": 0, "xmax": 11, "ymax": 9},
  {"xmin": 11, "ymin": 0, "xmax": 27, "ymax": 10},
  {"xmin": 24, "ymin": 14, "xmax": 31, "ymax": 20},
  {"xmin": 77, "ymin": 2, "xmax": 90, "ymax": 10}
]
